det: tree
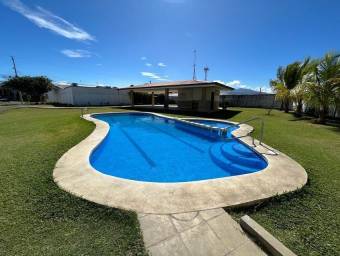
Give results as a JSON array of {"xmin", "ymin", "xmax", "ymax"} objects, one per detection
[
  {"xmin": 290, "ymin": 60, "xmax": 318, "ymax": 116},
  {"xmin": 270, "ymin": 66, "xmax": 291, "ymax": 112},
  {"xmin": 270, "ymin": 59, "xmax": 310, "ymax": 114},
  {"xmin": 3, "ymin": 76, "xmax": 52, "ymax": 102},
  {"xmin": 306, "ymin": 53, "xmax": 340, "ymax": 123}
]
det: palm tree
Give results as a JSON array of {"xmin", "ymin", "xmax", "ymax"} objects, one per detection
[
  {"xmin": 290, "ymin": 59, "xmax": 318, "ymax": 116},
  {"xmin": 270, "ymin": 69, "xmax": 289, "ymax": 112},
  {"xmin": 306, "ymin": 53, "xmax": 340, "ymax": 123},
  {"xmin": 271, "ymin": 59, "xmax": 310, "ymax": 113}
]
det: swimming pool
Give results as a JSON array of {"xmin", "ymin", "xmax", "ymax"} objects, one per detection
[
  {"xmin": 90, "ymin": 113, "xmax": 267, "ymax": 182},
  {"xmin": 184, "ymin": 118, "xmax": 234, "ymax": 129}
]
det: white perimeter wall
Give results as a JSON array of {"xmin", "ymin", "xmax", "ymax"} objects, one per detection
[
  {"xmin": 47, "ymin": 86, "xmax": 130, "ymax": 106},
  {"xmin": 47, "ymin": 87, "xmax": 74, "ymax": 105}
]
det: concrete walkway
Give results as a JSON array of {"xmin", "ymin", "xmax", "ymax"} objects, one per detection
[{"xmin": 138, "ymin": 208, "xmax": 266, "ymax": 256}]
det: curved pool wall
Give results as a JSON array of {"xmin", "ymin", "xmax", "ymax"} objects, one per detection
[{"xmin": 90, "ymin": 113, "xmax": 267, "ymax": 182}]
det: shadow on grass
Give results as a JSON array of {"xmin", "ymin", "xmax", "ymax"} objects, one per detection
[
  {"xmin": 288, "ymin": 113, "xmax": 340, "ymax": 132},
  {"xmin": 117, "ymin": 106, "xmax": 242, "ymax": 119}
]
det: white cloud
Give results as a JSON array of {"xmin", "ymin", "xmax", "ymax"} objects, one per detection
[
  {"xmin": 141, "ymin": 72, "xmax": 161, "ymax": 79},
  {"xmin": 141, "ymin": 56, "xmax": 147, "ymax": 61},
  {"xmin": 214, "ymin": 80, "xmax": 244, "ymax": 88},
  {"xmin": 140, "ymin": 72, "xmax": 170, "ymax": 81},
  {"xmin": 96, "ymin": 63, "xmax": 102, "ymax": 66},
  {"xmin": 2, "ymin": 0, "xmax": 95, "ymax": 41},
  {"xmin": 145, "ymin": 63, "xmax": 152, "ymax": 67},
  {"xmin": 55, "ymin": 81, "xmax": 70, "ymax": 85},
  {"xmin": 61, "ymin": 49, "xmax": 92, "ymax": 58},
  {"xmin": 226, "ymin": 80, "xmax": 242, "ymax": 87},
  {"xmin": 158, "ymin": 62, "xmax": 167, "ymax": 67},
  {"xmin": 215, "ymin": 80, "xmax": 272, "ymax": 93}
]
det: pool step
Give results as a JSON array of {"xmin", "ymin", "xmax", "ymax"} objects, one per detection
[
  {"xmin": 221, "ymin": 143, "xmax": 266, "ymax": 169},
  {"xmin": 209, "ymin": 143, "xmax": 255, "ymax": 175},
  {"xmin": 232, "ymin": 143, "xmax": 255, "ymax": 157}
]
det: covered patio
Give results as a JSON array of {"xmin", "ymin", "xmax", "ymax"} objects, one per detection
[{"xmin": 120, "ymin": 80, "xmax": 233, "ymax": 113}]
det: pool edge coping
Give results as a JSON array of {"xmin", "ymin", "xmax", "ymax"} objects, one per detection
[{"xmin": 53, "ymin": 111, "xmax": 308, "ymax": 214}]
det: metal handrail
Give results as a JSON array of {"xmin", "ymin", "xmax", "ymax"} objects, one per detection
[
  {"xmin": 81, "ymin": 107, "xmax": 88, "ymax": 117},
  {"xmin": 223, "ymin": 116, "xmax": 264, "ymax": 147}
]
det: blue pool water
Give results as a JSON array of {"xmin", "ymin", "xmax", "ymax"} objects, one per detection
[
  {"xmin": 90, "ymin": 113, "xmax": 267, "ymax": 182},
  {"xmin": 185, "ymin": 119, "xmax": 234, "ymax": 129}
]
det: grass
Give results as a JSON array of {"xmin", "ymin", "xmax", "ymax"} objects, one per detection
[
  {"xmin": 159, "ymin": 107, "xmax": 339, "ymax": 256},
  {"xmin": 1, "ymin": 106, "xmax": 339, "ymax": 255},
  {"xmin": 0, "ymin": 107, "xmax": 147, "ymax": 256},
  {"xmin": 225, "ymin": 108, "xmax": 339, "ymax": 256}
]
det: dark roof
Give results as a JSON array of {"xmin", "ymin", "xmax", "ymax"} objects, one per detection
[{"xmin": 120, "ymin": 80, "xmax": 234, "ymax": 90}]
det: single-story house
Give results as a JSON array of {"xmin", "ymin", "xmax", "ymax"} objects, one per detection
[
  {"xmin": 46, "ymin": 84, "xmax": 130, "ymax": 106},
  {"xmin": 120, "ymin": 80, "xmax": 233, "ymax": 112}
]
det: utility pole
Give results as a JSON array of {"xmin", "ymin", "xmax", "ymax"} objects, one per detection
[
  {"xmin": 11, "ymin": 56, "xmax": 18, "ymax": 77},
  {"xmin": 192, "ymin": 49, "xmax": 197, "ymax": 81},
  {"xmin": 10, "ymin": 56, "xmax": 23, "ymax": 104},
  {"xmin": 204, "ymin": 66, "xmax": 209, "ymax": 81}
]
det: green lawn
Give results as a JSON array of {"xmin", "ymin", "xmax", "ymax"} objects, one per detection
[
  {"xmin": 165, "ymin": 107, "xmax": 339, "ymax": 256},
  {"xmin": 0, "ymin": 108, "xmax": 147, "ymax": 256},
  {"xmin": 225, "ymin": 108, "xmax": 339, "ymax": 256},
  {"xmin": 1, "ymin": 107, "xmax": 339, "ymax": 255}
]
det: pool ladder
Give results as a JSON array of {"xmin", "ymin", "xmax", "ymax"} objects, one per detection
[{"xmin": 221, "ymin": 116, "xmax": 264, "ymax": 147}]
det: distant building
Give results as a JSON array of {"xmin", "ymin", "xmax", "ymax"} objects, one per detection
[
  {"xmin": 0, "ymin": 81, "xmax": 18, "ymax": 101},
  {"xmin": 120, "ymin": 80, "xmax": 233, "ymax": 112},
  {"xmin": 46, "ymin": 83, "xmax": 130, "ymax": 106}
]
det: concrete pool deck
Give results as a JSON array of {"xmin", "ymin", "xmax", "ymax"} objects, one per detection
[
  {"xmin": 138, "ymin": 208, "xmax": 268, "ymax": 256},
  {"xmin": 53, "ymin": 111, "xmax": 307, "ymax": 214}
]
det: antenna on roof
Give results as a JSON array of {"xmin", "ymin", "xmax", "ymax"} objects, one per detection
[
  {"xmin": 204, "ymin": 65, "xmax": 209, "ymax": 81},
  {"xmin": 192, "ymin": 49, "xmax": 197, "ymax": 80}
]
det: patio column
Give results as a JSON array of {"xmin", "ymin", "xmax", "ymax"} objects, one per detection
[
  {"xmin": 130, "ymin": 91, "xmax": 134, "ymax": 107},
  {"xmin": 151, "ymin": 92, "xmax": 155, "ymax": 106},
  {"xmin": 164, "ymin": 88, "xmax": 169, "ymax": 109}
]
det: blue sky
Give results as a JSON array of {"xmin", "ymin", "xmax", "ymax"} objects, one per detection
[{"xmin": 1, "ymin": 0, "xmax": 339, "ymax": 90}]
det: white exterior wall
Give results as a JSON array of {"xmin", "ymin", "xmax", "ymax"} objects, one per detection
[
  {"xmin": 72, "ymin": 87, "xmax": 118, "ymax": 105},
  {"xmin": 177, "ymin": 87, "xmax": 221, "ymax": 112},
  {"xmin": 47, "ymin": 87, "xmax": 74, "ymax": 105},
  {"xmin": 46, "ymin": 86, "xmax": 130, "ymax": 106},
  {"xmin": 118, "ymin": 90, "xmax": 130, "ymax": 105}
]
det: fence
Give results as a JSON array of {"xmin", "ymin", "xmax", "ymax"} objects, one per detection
[{"xmin": 220, "ymin": 94, "xmax": 283, "ymax": 109}]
